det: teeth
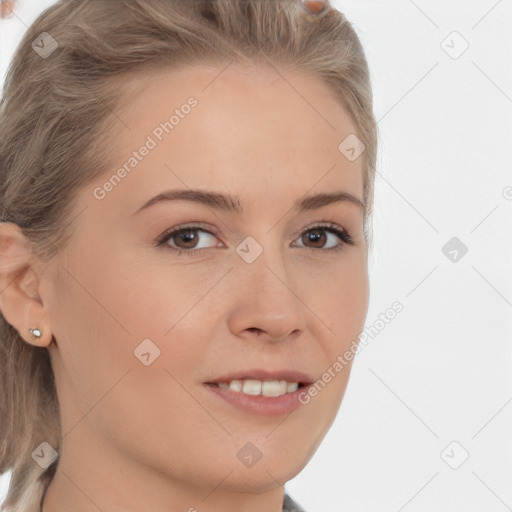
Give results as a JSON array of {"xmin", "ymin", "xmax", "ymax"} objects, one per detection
[
  {"xmin": 216, "ymin": 379, "xmax": 301, "ymax": 397},
  {"xmin": 286, "ymin": 382, "xmax": 299, "ymax": 393},
  {"xmin": 262, "ymin": 380, "xmax": 286, "ymax": 397},
  {"xmin": 241, "ymin": 379, "xmax": 261, "ymax": 395},
  {"xmin": 229, "ymin": 380, "xmax": 242, "ymax": 392}
]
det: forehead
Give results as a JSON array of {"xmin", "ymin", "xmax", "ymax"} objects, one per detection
[
  {"xmin": 95, "ymin": 64, "xmax": 364, "ymax": 212},
  {"xmin": 115, "ymin": 62, "xmax": 359, "ymax": 137}
]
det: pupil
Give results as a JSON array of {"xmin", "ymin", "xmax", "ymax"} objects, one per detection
[
  {"xmin": 179, "ymin": 230, "xmax": 197, "ymax": 248},
  {"xmin": 306, "ymin": 229, "xmax": 325, "ymax": 247}
]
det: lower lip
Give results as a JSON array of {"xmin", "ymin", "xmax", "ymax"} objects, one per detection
[{"xmin": 203, "ymin": 383, "xmax": 310, "ymax": 416}]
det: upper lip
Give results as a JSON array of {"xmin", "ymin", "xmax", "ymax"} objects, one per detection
[{"xmin": 205, "ymin": 369, "xmax": 315, "ymax": 385}]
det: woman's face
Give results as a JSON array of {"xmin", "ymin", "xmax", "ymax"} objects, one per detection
[{"xmin": 41, "ymin": 64, "xmax": 369, "ymax": 508}]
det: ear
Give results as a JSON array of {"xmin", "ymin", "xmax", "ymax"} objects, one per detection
[{"xmin": 0, "ymin": 222, "xmax": 53, "ymax": 348}]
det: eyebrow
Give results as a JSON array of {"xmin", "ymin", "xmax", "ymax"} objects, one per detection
[{"xmin": 132, "ymin": 188, "xmax": 364, "ymax": 216}]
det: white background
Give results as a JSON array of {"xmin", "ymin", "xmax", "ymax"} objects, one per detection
[{"xmin": 1, "ymin": 1, "xmax": 511, "ymax": 511}]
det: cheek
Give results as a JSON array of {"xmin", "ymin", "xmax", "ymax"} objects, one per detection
[
  {"xmin": 48, "ymin": 263, "xmax": 208, "ymax": 459},
  {"xmin": 95, "ymin": 246, "xmax": 228, "ymax": 335},
  {"xmin": 314, "ymin": 254, "xmax": 369, "ymax": 354}
]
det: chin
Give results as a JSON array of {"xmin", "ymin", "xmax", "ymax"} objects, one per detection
[{"xmin": 215, "ymin": 462, "xmax": 307, "ymax": 493}]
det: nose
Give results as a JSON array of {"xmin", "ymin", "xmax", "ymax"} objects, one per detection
[{"xmin": 226, "ymin": 245, "xmax": 308, "ymax": 344}]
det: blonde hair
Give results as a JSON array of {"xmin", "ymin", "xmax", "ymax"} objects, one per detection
[{"xmin": 0, "ymin": 1, "xmax": 378, "ymax": 510}]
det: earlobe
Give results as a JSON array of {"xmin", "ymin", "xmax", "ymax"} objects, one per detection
[
  {"xmin": 0, "ymin": 222, "xmax": 53, "ymax": 348},
  {"xmin": 26, "ymin": 326, "xmax": 53, "ymax": 348}
]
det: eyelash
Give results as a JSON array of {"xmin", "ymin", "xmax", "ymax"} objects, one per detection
[{"xmin": 154, "ymin": 221, "xmax": 354, "ymax": 257}]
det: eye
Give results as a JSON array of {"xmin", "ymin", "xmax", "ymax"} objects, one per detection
[
  {"xmin": 292, "ymin": 222, "xmax": 354, "ymax": 252},
  {"xmin": 155, "ymin": 221, "xmax": 354, "ymax": 256},
  {"xmin": 155, "ymin": 223, "xmax": 222, "ymax": 256}
]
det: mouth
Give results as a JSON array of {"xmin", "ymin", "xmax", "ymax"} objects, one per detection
[
  {"xmin": 204, "ymin": 369, "xmax": 314, "ymax": 398},
  {"xmin": 203, "ymin": 369, "xmax": 314, "ymax": 416},
  {"xmin": 202, "ymin": 371, "xmax": 314, "ymax": 416},
  {"xmin": 204, "ymin": 380, "xmax": 308, "ymax": 397}
]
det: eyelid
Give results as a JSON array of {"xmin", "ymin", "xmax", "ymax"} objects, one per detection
[{"xmin": 154, "ymin": 222, "xmax": 223, "ymax": 247}]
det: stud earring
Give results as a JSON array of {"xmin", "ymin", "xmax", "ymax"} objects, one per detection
[{"xmin": 28, "ymin": 328, "xmax": 43, "ymax": 339}]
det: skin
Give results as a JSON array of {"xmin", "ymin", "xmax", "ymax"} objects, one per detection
[{"xmin": 0, "ymin": 63, "xmax": 369, "ymax": 512}]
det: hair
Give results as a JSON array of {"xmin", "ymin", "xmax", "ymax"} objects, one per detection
[{"xmin": 0, "ymin": 1, "xmax": 378, "ymax": 510}]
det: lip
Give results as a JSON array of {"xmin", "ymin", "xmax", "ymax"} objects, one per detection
[
  {"xmin": 205, "ymin": 368, "xmax": 315, "ymax": 386},
  {"xmin": 203, "ymin": 382, "xmax": 313, "ymax": 416},
  {"xmin": 203, "ymin": 368, "xmax": 315, "ymax": 416}
]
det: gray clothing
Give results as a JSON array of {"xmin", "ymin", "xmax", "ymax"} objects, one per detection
[{"xmin": 283, "ymin": 491, "xmax": 308, "ymax": 512}]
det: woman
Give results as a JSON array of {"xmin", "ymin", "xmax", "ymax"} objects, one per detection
[{"xmin": 0, "ymin": 0, "xmax": 378, "ymax": 510}]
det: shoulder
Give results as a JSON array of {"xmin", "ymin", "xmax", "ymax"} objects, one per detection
[{"xmin": 282, "ymin": 490, "xmax": 308, "ymax": 512}]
